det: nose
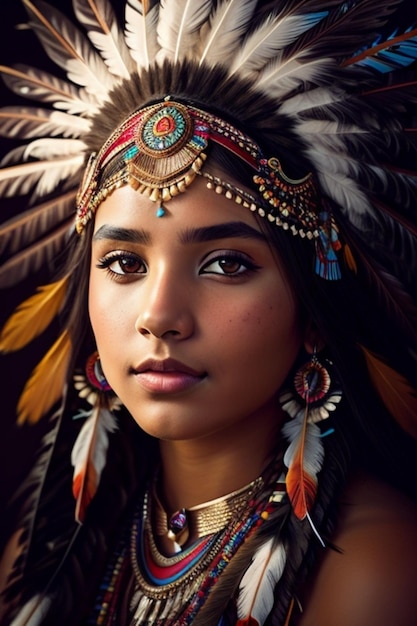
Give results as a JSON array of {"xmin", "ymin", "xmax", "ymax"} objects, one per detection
[{"xmin": 135, "ymin": 267, "xmax": 195, "ymax": 340}]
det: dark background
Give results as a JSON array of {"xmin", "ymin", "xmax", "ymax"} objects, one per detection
[{"xmin": 0, "ymin": 0, "xmax": 416, "ymax": 514}]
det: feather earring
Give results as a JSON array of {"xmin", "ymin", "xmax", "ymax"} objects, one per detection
[
  {"xmin": 280, "ymin": 351, "xmax": 341, "ymax": 528},
  {"xmin": 72, "ymin": 352, "xmax": 121, "ymax": 523}
]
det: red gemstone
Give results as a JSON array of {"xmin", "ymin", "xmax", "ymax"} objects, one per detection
[{"xmin": 154, "ymin": 115, "xmax": 175, "ymax": 137}]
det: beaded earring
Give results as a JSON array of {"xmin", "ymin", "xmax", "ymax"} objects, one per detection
[
  {"xmin": 280, "ymin": 349, "xmax": 342, "ymax": 425},
  {"xmin": 279, "ymin": 349, "xmax": 342, "ymax": 529},
  {"xmin": 72, "ymin": 351, "xmax": 121, "ymax": 523}
]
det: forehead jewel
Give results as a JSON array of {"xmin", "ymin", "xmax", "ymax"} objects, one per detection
[{"xmin": 76, "ymin": 99, "xmax": 338, "ymax": 280}]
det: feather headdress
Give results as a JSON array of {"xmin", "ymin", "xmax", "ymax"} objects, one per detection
[
  {"xmin": 0, "ymin": 0, "xmax": 415, "ymax": 425},
  {"xmin": 0, "ymin": 0, "xmax": 415, "ymax": 514},
  {"xmin": 0, "ymin": 0, "xmax": 415, "ymax": 496},
  {"xmin": 0, "ymin": 1, "xmax": 417, "ymax": 624}
]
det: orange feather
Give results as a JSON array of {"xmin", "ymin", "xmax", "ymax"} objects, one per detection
[
  {"xmin": 0, "ymin": 276, "xmax": 68, "ymax": 353},
  {"xmin": 361, "ymin": 346, "xmax": 417, "ymax": 440},
  {"xmin": 283, "ymin": 414, "xmax": 323, "ymax": 520},
  {"xmin": 285, "ymin": 460, "xmax": 318, "ymax": 520},
  {"xmin": 17, "ymin": 330, "xmax": 72, "ymax": 425},
  {"xmin": 71, "ymin": 403, "xmax": 118, "ymax": 523}
]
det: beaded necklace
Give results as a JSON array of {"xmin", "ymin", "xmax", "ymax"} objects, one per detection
[{"xmin": 88, "ymin": 467, "xmax": 286, "ymax": 625}]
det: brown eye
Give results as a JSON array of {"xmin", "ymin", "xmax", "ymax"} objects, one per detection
[
  {"xmin": 201, "ymin": 252, "xmax": 258, "ymax": 277},
  {"xmin": 218, "ymin": 258, "xmax": 242, "ymax": 274},
  {"xmin": 117, "ymin": 257, "xmax": 144, "ymax": 274},
  {"xmin": 98, "ymin": 252, "xmax": 147, "ymax": 277}
]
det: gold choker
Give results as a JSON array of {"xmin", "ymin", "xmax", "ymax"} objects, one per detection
[{"xmin": 152, "ymin": 476, "xmax": 264, "ymax": 551}]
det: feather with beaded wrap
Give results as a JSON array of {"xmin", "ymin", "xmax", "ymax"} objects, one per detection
[
  {"xmin": 71, "ymin": 402, "xmax": 118, "ymax": 523},
  {"xmin": 0, "ymin": 2, "xmax": 414, "ymax": 430},
  {"xmin": 236, "ymin": 537, "xmax": 286, "ymax": 626}
]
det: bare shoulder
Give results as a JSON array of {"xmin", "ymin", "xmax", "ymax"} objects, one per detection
[{"xmin": 298, "ymin": 471, "xmax": 417, "ymax": 626}]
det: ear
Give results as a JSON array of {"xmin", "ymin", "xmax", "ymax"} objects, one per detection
[{"xmin": 303, "ymin": 320, "xmax": 325, "ymax": 354}]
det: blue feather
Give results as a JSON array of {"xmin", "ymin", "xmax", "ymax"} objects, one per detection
[{"xmin": 346, "ymin": 26, "xmax": 417, "ymax": 73}]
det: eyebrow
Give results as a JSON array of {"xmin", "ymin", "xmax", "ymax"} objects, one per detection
[
  {"xmin": 92, "ymin": 225, "xmax": 151, "ymax": 244},
  {"xmin": 179, "ymin": 221, "xmax": 266, "ymax": 244},
  {"xmin": 92, "ymin": 221, "xmax": 266, "ymax": 245}
]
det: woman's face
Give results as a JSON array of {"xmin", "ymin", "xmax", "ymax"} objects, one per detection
[{"xmin": 89, "ymin": 176, "xmax": 303, "ymax": 442}]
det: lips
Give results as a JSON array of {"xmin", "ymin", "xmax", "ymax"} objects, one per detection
[{"xmin": 132, "ymin": 358, "xmax": 206, "ymax": 394}]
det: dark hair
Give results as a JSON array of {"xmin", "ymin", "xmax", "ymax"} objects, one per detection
[
  {"xmin": 62, "ymin": 58, "xmax": 417, "ymax": 499},
  {"xmin": 18, "ymin": 56, "xmax": 416, "ymax": 626}
]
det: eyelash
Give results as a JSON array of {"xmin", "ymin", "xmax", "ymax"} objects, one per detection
[
  {"xmin": 200, "ymin": 251, "xmax": 260, "ymax": 278},
  {"xmin": 96, "ymin": 250, "xmax": 259, "ymax": 281},
  {"xmin": 96, "ymin": 252, "xmax": 146, "ymax": 281}
]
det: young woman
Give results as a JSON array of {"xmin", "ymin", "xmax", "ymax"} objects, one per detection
[{"xmin": 1, "ymin": 1, "xmax": 417, "ymax": 624}]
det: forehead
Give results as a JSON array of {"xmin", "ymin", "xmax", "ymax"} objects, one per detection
[{"xmin": 92, "ymin": 175, "xmax": 264, "ymax": 235}]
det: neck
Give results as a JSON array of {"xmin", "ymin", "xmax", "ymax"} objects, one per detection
[{"xmin": 158, "ymin": 407, "xmax": 283, "ymax": 513}]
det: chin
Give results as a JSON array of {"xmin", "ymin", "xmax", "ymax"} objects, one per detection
[{"xmin": 128, "ymin": 411, "xmax": 205, "ymax": 442}]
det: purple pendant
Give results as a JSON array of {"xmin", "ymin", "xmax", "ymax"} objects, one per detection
[{"xmin": 168, "ymin": 508, "xmax": 188, "ymax": 536}]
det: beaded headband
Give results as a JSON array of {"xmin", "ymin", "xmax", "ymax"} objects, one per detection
[{"xmin": 76, "ymin": 98, "xmax": 341, "ymax": 279}]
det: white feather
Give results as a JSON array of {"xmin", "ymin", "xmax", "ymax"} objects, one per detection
[
  {"xmin": 309, "ymin": 151, "xmax": 375, "ymax": 225},
  {"xmin": 10, "ymin": 594, "xmax": 52, "ymax": 626},
  {"xmin": 125, "ymin": 0, "xmax": 160, "ymax": 70},
  {"xmin": 156, "ymin": 0, "xmax": 212, "ymax": 63},
  {"xmin": 21, "ymin": 138, "xmax": 86, "ymax": 160},
  {"xmin": 0, "ymin": 107, "xmax": 90, "ymax": 140},
  {"xmin": 73, "ymin": 0, "xmax": 135, "ymax": 79},
  {"xmin": 283, "ymin": 415, "xmax": 324, "ymax": 477},
  {"xmin": 64, "ymin": 56, "xmax": 114, "ymax": 98},
  {"xmin": 0, "ymin": 154, "xmax": 84, "ymax": 198},
  {"xmin": 279, "ymin": 86, "xmax": 345, "ymax": 116},
  {"xmin": 229, "ymin": 10, "xmax": 326, "ymax": 77},
  {"xmin": 298, "ymin": 119, "xmax": 368, "ymax": 151},
  {"xmin": 23, "ymin": 0, "xmax": 115, "ymax": 99},
  {"xmin": 198, "ymin": 0, "xmax": 258, "ymax": 68},
  {"xmin": 255, "ymin": 55, "xmax": 334, "ymax": 100},
  {"xmin": 71, "ymin": 406, "xmax": 118, "ymax": 479},
  {"xmin": 0, "ymin": 64, "xmax": 100, "ymax": 116},
  {"xmin": 237, "ymin": 537, "xmax": 286, "ymax": 623},
  {"xmin": 71, "ymin": 405, "xmax": 118, "ymax": 522}
]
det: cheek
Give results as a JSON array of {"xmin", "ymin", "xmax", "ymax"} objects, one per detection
[
  {"xmin": 88, "ymin": 275, "xmax": 127, "ymax": 347},
  {"xmin": 215, "ymin": 291, "xmax": 302, "ymax": 371},
  {"xmin": 88, "ymin": 277, "xmax": 106, "ymax": 339}
]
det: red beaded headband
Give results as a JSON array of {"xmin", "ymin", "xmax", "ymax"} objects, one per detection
[{"xmin": 76, "ymin": 98, "xmax": 341, "ymax": 279}]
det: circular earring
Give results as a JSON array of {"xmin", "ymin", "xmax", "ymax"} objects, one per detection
[
  {"xmin": 280, "ymin": 349, "xmax": 342, "ymax": 424},
  {"xmin": 74, "ymin": 351, "xmax": 115, "ymax": 406},
  {"xmin": 85, "ymin": 351, "xmax": 112, "ymax": 392}
]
